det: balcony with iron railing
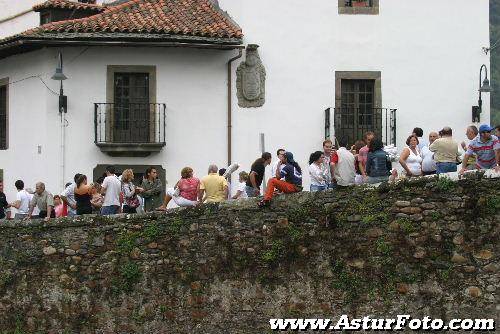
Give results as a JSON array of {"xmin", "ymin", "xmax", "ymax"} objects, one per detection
[
  {"xmin": 325, "ymin": 107, "xmax": 397, "ymax": 147},
  {"xmin": 344, "ymin": 0, "xmax": 374, "ymax": 7},
  {"xmin": 94, "ymin": 102, "xmax": 166, "ymax": 157}
]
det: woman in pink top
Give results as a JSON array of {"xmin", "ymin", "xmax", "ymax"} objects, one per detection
[{"xmin": 157, "ymin": 167, "xmax": 200, "ymax": 210}]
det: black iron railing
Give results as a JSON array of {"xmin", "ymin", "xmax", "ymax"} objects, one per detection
[
  {"xmin": 345, "ymin": 0, "xmax": 373, "ymax": 7},
  {"xmin": 325, "ymin": 107, "xmax": 396, "ymax": 146},
  {"xmin": 94, "ymin": 103, "xmax": 166, "ymax": 144}
]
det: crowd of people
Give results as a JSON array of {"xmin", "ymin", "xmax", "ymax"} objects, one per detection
[{"xmin": 0, "ymin": 124, "xmax": 498, "ymax": 220}]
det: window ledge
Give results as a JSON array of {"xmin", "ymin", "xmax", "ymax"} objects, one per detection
[{"xmin": 96, "ymin": 142, "xmax": 165, "ymax": 157}]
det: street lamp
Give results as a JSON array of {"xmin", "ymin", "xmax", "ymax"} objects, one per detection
[
  {"xmin": 51, "ymin": 51, "xmax": 68, "ymax": 190},
  {"xmin": 472, "ymin": 64, "xmax": 493, "ymax": 122},
  {"xmin": 51, "ymin": 51, "xmax": 67, "ymax": 113}
]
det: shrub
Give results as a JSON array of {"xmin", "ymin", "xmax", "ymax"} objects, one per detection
[
  {"xmin": 396, "ymin": 218, "xmax": 415, "ymax": 234},
  {"xmin": 142, "ymin": 223, "xmax": 161, "ymax": 242},
  {"xmin": 167, "ymin": 217, "xmax": 186, "ymax": 235},
  {"xmin": 114, "ymin": 262, "xmax": 142, "ymax": 292},
  {"xmin": 261, "ymin": 240, "xmax": 285, "ymax": 263},
  {"xmin": 116, "ymin": 232, "xmax": 139, "ymax": 254},
  {"xmin": 435, "ymin": 177, "xmax": 455, "ymax": 192},
  {"xmin": 376, "ymin": 238, "xmax": 392, "ymax": 255}
]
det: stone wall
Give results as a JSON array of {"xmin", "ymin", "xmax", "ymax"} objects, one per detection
[{"xmin": 0, "ymin": 175, "xmax": 498, "ymax": 333}]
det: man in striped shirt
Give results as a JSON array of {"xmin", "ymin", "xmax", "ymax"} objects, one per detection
[{"xmin": 460, "ymin": 124, "xmax": 500, "ymax": 174}]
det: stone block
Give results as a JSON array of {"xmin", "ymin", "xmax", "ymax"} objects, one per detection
[
  {"xmin": 452, "ymin": 235, "xmax": 464, "ymax": 245},
  {"xmin": 43, "ymin": 246, "xmax": 57, "ymax": 256},
  {"xmin": 400, "ymin": 207, "xmax": 422, "ymax": 215},
  {"xmin": 410, "ymin": 198, "xmax": 425, "ymax": 205},
  {"xmin": 410, "ymin": 214, "xmax": 423, "ymax": 222},
  {"xmin": 420, "ymin": 203, "xmax": 436, "ymax": 210},
  {"xmin": 473, "ymin": 250, "xmax": 493, "ymax": 260},
  {"xmin": 64, "ymin": 249, "xmax": 76, "ymax": 256},
  {"xmin": 451, "ymin": 253, "xmax": 467, "ymax": 264},
  {"xmin": 465, "ymin": 286, "xmax": 482, "ymax": 298},
  {"xmin": 366, "ymin": 228, "xmax": 383, "ymax": 238}
]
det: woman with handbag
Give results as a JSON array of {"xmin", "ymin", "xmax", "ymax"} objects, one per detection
[{"xmin": 121, "ymin": 169, "xmax": 143, "ymax": 214}]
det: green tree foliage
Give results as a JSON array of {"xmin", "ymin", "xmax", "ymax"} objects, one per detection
[{"xmin": 491, "ymin": 0, "xmax": 500, "ymax": 125}]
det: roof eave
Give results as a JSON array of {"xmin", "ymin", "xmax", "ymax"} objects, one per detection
[{"xmin": 0, "ymin": 35, "xmax": 244, "ymax": 60}]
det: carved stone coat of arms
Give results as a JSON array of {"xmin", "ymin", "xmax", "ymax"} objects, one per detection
[{"xmin": 236, "ymin": 44, "xmax": 266, "ymax": 108}]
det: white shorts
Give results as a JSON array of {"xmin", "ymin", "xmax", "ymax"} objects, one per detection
[{"xmin": 166, "ymin": 188, "xmax": 198, "ymax": 207}]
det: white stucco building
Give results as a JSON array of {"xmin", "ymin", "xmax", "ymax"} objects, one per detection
[{"xmin": 0, "ymin": 0, "xmax": 491, "ymax": 203}]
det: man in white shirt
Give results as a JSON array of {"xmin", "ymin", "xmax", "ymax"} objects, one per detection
[
  {"xmin": 60, "ymin": 173, "xmax": 81, "ymax": 217},
  {"xmin": 420, "ymin": 132, "xmax": 439, "ymax": 175},
  {"xmin": 270, "ymin": 148, "xmax": 286, "ymax": 180},
  {"xmin": 10, "ymin": 180, "xmax": 31, "ymax": 220},
  {"xmin": 101, "ymin": 165, "xmax": 122, "ymax": 215},
  {"xmin": 333, "ymin": 137, "xmax": 356, "ymax": 187}
]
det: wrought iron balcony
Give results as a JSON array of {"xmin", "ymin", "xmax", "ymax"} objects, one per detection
[
  {"xmin": 325, "ymin": 107, "xmax": 396, "ymax": 146},
  {"xmin": 345, "ymin": 0, "xmax": 373, "ymax": 7},
  {"xmin": 94, "ymin": 102, "xmax": 166, "ymax": 157}
]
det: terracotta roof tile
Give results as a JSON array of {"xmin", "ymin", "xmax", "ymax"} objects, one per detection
[
  {"xmin": 18, "ymin": 0, "xmax": 242, "ymax": 43},
  {"xmin": 33, "ymin": 0, "xmax": 104, "ymax": 12}
]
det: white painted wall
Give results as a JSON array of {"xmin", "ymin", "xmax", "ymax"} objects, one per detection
[
  {"xmin": 0, "ymin": 46, "xmax": 231, "ymax": 202},
  {"xmin": 220, "ymin": 0, "xmax": 491, "ymax": 183},
  {"xmin": 0, "ymin": 0, "xmax": 491, "ymax": 204},
  {"xmin": 0, "ymin": 48, "xmax": 53, "ymax": 197},
  {"xmin": 0, "ymin": 0, "xmax": 109, "ymax": 38},
  {"xmin": 0, "ymin": 0, "xmax": 40, "ymax": 38}
]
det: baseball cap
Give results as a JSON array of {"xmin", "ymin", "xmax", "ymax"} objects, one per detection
[{"xmin": 478, "ymin": 124, "xmax": 493, "ymax": 133}]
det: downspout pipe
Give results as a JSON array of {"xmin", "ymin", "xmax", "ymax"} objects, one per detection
[{"xmin": 227, "ymin": 48, "xmax": 243, "ymax": 167}]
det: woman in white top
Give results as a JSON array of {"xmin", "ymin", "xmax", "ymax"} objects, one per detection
[
  {"xmin": 399, "ymin": 135, "xmax": 423, "ymax": 177},
  {"xmin": 308, "ymin": 151, "xmax": 329, "ymax": 191}
]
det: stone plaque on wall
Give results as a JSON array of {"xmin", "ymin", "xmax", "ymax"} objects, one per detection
[{"xmin": 236, "ymin": 44, "xmax": 266, "ymax": 108}]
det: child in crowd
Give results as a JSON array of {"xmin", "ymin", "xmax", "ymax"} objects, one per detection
[
  {"xmin": 90, "ymin": 182, "xmax": 104, "ymax": 213},
  {"xmin": 232, "ymin": 171, "xmax": 249, "ymax": 199},
  {"xmin": 53, "ymin": 195, "xmax": 64, "ymax": 218},
  {"xmin": 352, "ymin": 140, "xmax": 367, "ymax": 184}
]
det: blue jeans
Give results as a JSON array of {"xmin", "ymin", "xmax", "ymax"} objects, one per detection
[
  {"xmin": 101, "ymin": 205, "xmax": 120, "ymax": 215},
  {"xmin": 245, "ymin": 186, "xmax": 259, "ymax": 197},
  {"xmin": 310, "ymin": 184, "xmax": 327, "ymax": 192},
  {"xmin": 436, "ymin": 162, "xmax": 457, "ymax": 174}
]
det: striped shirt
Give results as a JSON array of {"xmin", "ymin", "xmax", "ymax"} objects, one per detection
[{"xmin": 466, "ymin": 135, "xmax": 500, "ymax": 169}]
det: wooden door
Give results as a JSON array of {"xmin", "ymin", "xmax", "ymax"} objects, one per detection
[
  {"xmin": 113, "ymin": 73, "xmax": 150, "ymax": 143},
  {"xmin": 335, "ymin": 79, "xmax": 379, "ymax": 146}
]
